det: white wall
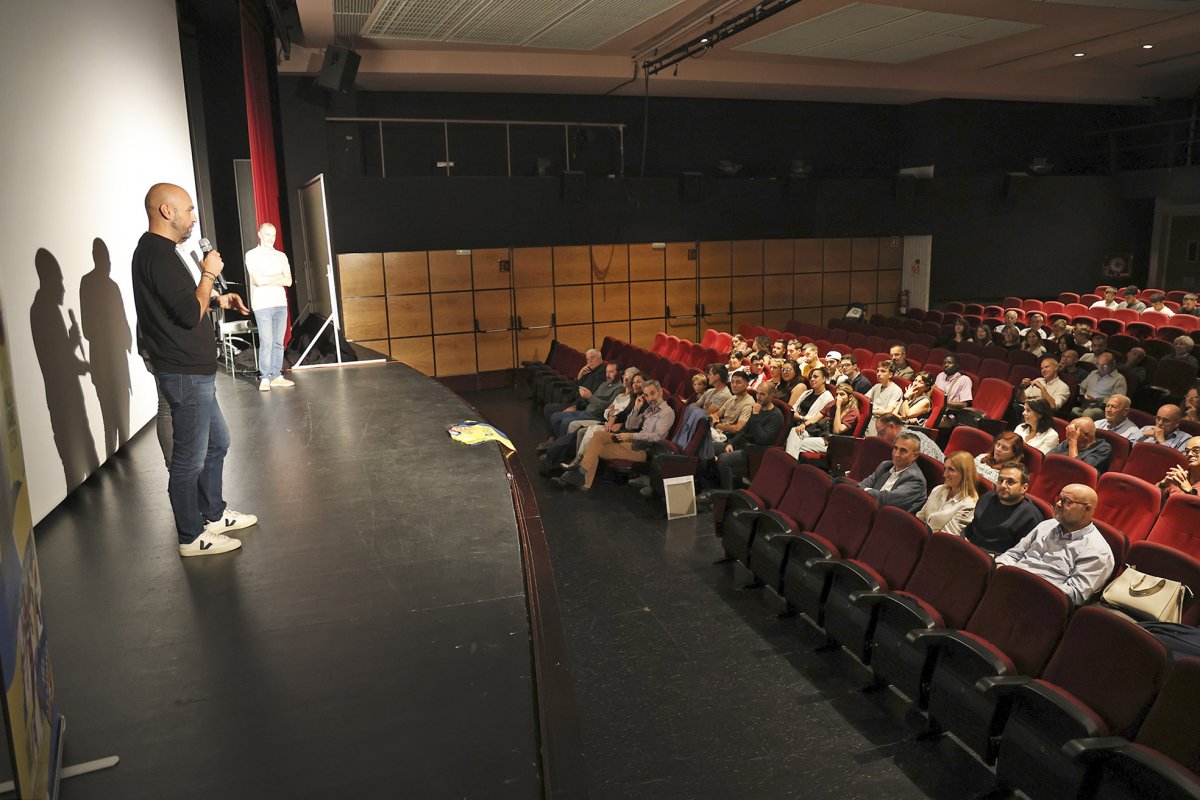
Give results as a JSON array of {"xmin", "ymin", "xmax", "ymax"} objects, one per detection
[{"xmin": 0, "ymin": 0, "xmax": 196, "ymax": 522}]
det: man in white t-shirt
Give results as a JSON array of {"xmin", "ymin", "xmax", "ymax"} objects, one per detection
[{"xmin": 244, "ymin": 223, "xmax": 294, "ymax": 391}]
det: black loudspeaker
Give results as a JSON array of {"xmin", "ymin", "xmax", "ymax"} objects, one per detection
[
  {"xmin": 1004, "ymin": 172, "xmax": 1027, "ymax": 201},
  {"xmin": 680, "ymin": 171, "xmax": 703, "ymax": 202},
  {"xmin": 894, "ymin": 174, "xmax": 917, "ymax": 202},
  {"xmin": 316, "ymin": 45, "xmax": 360, "ymax": 94},
  {"xmin": 561, "ymin": 171, "xmax": 585, "ymax": 203}
]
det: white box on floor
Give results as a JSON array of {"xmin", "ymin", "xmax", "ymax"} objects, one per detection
[{"xmin": 662, "ymin": 476, "xmax": 697, "ymax": 519}]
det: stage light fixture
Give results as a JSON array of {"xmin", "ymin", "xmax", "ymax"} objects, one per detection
[{"xmin": 642, "ymin": 0, "xmax": 801, "ymax": 77}]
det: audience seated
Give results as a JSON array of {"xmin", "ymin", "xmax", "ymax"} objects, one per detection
[
  {"xmin": 916, "ymin": 451, "xmax": 979, "ymax": 535},
  {"xmin": 554, "ymin": 379, "xmax": 675, "ymax": 492},
  {"xmin": 540, "ymin": 358, "xmax": 622, "ymax": 450},
  {"xmin": 1071, "ymin": 352, "xmax": 1126, "ymax": 419},
  {"xmin": 1120, "ymin": 286, "xmax": 1146, "ymax": 311},
  {"xmin": 933, "ymin": 354, "xmax": 972, "ymax": 411},
  {"xmin": 1095, "ymin": 393, "xmax": 1140, "ymax": 441},
  {"xmin": 549, "ymin": 367, "xmax": 642, "ymax": 470},
  {"xmin": 542, "ymin": 347, "xmax": 606, "ymax": 422},
  {"xmin": 888, "ymin": 344, "xmax": 915, "ymax": 379},
  {"xmin": 1123, "ymin": 346, "xmax": 1148, "ymax": 384},
  {"xmin": 994, "ymin": 309, "xmax": 1021, "ymax": 334},
  {"xmin": 710, "ymin": 382, "xmax": 786, "ymax": 492},
  {"xmin": 1145, "ymin": 292, "xmax": 1174, "ymax": 317},
  {"xmin": 708, "ymin": 371, "xmax": 754, "ymax": 444},
  {"xmin": 856, "ymin": 432, "xmax": 928, "ymax": 513},
  {"xmin": 799, "ymin": 343, "xmax": 822, "ymax": 379},
  {"xmin": 994, "ymin": 483, "xmax": 1113, "ymax": 605},
  {"xmin": 837, "ymin": 354, "xmax": 872, "ymax": 394},
  {"xmin": 1018, "ymin": 356, "xmax": 1070, "ymax": 412},
  {"xmin": 1138, "ymin": 404, "xmax": 1190, "ymax": 452},
  {"xmin": 1020, "ymin": 312, "xmax": 1048, "ymax": 340},
  {"xmin": 864, "ymin": 362, "xmax": 903, "ymax": 431},
  {"xmin": 1156, "ymin": 435, "xmax": 1200, "ymax": 498},
  {"xmin": 788, "ymin": 381, "xmax": 859, "ymax": 456},
  {"xmin": 694, "ymin": 364, "xmax": 730, "ymax": 414},
  {"xmin": 1185, "ymin": 387, "xmax": 1200, "ymax": 424},
  {"xmin": 974, "ymin": 431, "xmax": 1025, "ymax": 484},
  {"xmin": 1181, "ymin": 292, "xmax": 1199, "ymax": 315},
  {"xmin": 1021, "ymin": 329, "xmax": 1046, "ymax": 357},
  {"xmin": 786, "ymin": 366, "xmax": 833, "ymax": 443},
  {"xmin": 898, "ymin": 371, "xmax": 933, "ymax": 425},
  {"xmin": 775, "ymin": 360, "xmax": 804, "ymax": 405},
  {"xmin": 963, "ymin": 462, "xmax": 1044, "ymax": 553},
  {"xmin": 1047, "ymin": 417, "xmax": 1112, "ymax": 472},
  {"xmin": 1058, "ymin": 349, "xmax": 1086, "ymax": 384},
  {"xmin": 1163, "ymin": 335, "xmax": 1198, "ymax": 370},
  {"xmin": 1015, "ymin": 398, "xmax": 1060, "ymax": 454},
  {"xmin": 874, "ymin": 413, "xmax": 945, "ymax": 461},
  {"xmin": 1077, "ymin": 332, "xmax": 1108, "ymax": 363},
  {"xmin": 1090, "ymin": 286, "xmax": 1120, "ymax": 310}
]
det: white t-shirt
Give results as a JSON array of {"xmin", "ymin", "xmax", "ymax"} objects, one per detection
[{"xmin": 244, "ymin": 245, "xmax": 290, "ymax": 309}]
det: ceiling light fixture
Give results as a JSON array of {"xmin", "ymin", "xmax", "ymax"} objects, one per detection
[
  {"xmin": 1073, "ymin": 52, "xmax": 1086, "ymax": 57},
  {"xmin": 1142, "ymin": 44, "xmax": 1154, "ymax": 49},
  {"xmin": 643, "ymin": 0, "xmax": 802, "ymax": 77}
]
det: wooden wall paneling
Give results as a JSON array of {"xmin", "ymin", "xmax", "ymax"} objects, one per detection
[
  {"xmin": 763, "ymin": 275, "xmax": 792, "ymax": 310},
  {"xmin": 879, "ymin": 237, "xmax": 903, "ymax": 270},
  {"xmin": 383, "ymin": 251, "xmax": 429, "ymax": 295},
  {"xmin": 514, "ymin": 287, "xmax": 554, "ymax": 328},
  {"xmin": 791, "ymin": 307, "xmax": 825, "ymax": 326},
  {"xmin": 732, "ymin": 275, "xmax": 764, "ymax": 313},
  {"xmin": 555, "ymin": 323, "xmax": 594, "ymax": 353},
  {"xmin": 823, "ymin": 238, "xmax": 853, "ymax": 271},
  {"xmin": 763, "ymin": 239, "xmax": 795, "ymax": 274},
  {"xmin": 386, "ymin": 294, "xmax": 432, "ymax": 338},
  {"xmin": 428, "ymin": 250, "xmax": 473, "ymax": 292},
  {"xmin": 665, "ymin": 278, "xmax": 698, "ymax": 325},
  {"xmin": 878, "ymin": 270, "xmax": 902, "ymax": 307},
  {"xmin": 472, "ymin": 247, "xmax": 512, "ymax": 290},
  {"xmin": 793, "ymin": 272, "xmax": 822, "ymax": 310},
  {"xmin": 512, "ymin": 246, "xmax": 553, "ymax": 288},
  {"xmin": 592, "ymin": 281, "xmax": 629, "ymax": 322},
  {"xmin": 822, "ymin": 272, "xmax": 851, "ymax": 308},
  {"xmin": 475, "ymin": 288, "xmax": 513, "ymax": 331},
  {"xmin": 517, "ymin": 329, "xmax": 554, "ymax": 365},
  {"xmin": 590, "ymin": 244, "xmax": 629, "ymax": 283},
  {"xmin": 699, "ymin": 277, "xmax": 732, "ymax": 331},
  {"xmin": 823, "ymin": 307, "xmax": 847, "ymax": 326},
  {"xmin": 433, "ymin": 333, "xmax": 476, "ymax": 376},
  {"xmin": 338, "ymin": 253, "xmax": 385, "ymax": 297},
  {"xmin": 793, "ymin": 239, "xmax": 824, "ymax": 274},
  {"xmin": 431, "ymin": 291, "xmax": 475, "ymax": 334},
  {"xmin": 593, "ymin": 321, "xmax": 631, "ymax": 347},
  {"xmin": 851, "ymin": 237, "xmax": 880, "ymax": 270},
  {"xmin": 476, "ymin": 331, "xmax": 515, "ymax": 370},
  {"xmin": 630, "ymin": 319, "xmax": 665, "ymax": 350},
  {"xmin": 342, "ymin": 296, "xmax": 388, "ymax": 340},
  {"xmin": 732, "ymin": 240, "xmax": 764, "ymax": 276},
  {"xmin": 851, "ymin": 271, "xmax": 879, "ymax": 305},
  {"xmin": 665, "ymin": 242, "xmax": 697, "ymax": 279},
  {"xmin": 699, "ymin": 241, "xmax": 731, "ymax": 278},
  {"xmin": 554, "ymin": 285, "xmax": 593, "ymax": 326},
  {"xmin": 554, "ymin": 245, "xmax": 592, "ymax": 285},
  {"xmin": 390, "ymin": 336, "xmax": 434, "ymax": 375},
  {"xmin": 763, "ymin": 310, "xmax": 793, "ymax": 331},
  {"xmin": 629, "ymin": 281, "xmax": 665, "ymax": 320},
  {"xmin": 629, "ymin": 244, "xmax": 665, "ymax": 281},
  {"xmin": 732, "ymin": 313, "xmax": 762, "ymax": 332}
]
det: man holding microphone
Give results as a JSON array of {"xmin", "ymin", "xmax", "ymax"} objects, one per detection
[{"xmin": 131, "ymin": 183, "xmax": 258, "ymax": 557}]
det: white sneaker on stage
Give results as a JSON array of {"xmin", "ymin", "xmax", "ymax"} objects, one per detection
[
  {"xmin": 179, "ymin": 531, "xmax": 242, "ymax": 557},
  {"xmin": 259, "ymin": 379, "xmax": 271, "ymax": 392},
  {"xmin": 205, "ymin": 509, "xmax": 258, "ymax": 535},
  {"xmin": 270, "ymin": 376, "xmax": 295, "ymax": 388}
]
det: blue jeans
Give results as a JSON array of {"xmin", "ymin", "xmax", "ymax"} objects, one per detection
[
  {"xmin": 254, "ymin": 305, "xmax": 287, "ymax": 381},
  {"xmin": 158, "ymin": 373, "xmax": 229, "ymax": 544}
]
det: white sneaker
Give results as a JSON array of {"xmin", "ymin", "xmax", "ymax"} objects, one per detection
[
  {"xmin": 259, "ymin": 379, "xmax": 271, "ymax": 392},
  {"xmin": 270, "ymin": 376, "xmax": 295, "ymax": 388},
  {"xmin": 179, "ymin": 531, "xmax": 242, "ymax": 557},
  {"xmin": 205, "ymin": 509, "xmax": 258, "ymax": 535}
]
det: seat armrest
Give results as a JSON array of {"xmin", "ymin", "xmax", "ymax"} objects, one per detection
[{"xmin": 1062, "ymin": 736, "xmax": 1130, "ymax": 763}]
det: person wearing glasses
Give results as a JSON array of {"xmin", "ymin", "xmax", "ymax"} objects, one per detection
[
  {"xmin": 995, "ymin": 484, "xmax": 1114, "ymax": 606},
  {"xmin": 1138, "ymin": 404, "xmax": 1191, "ymax": 452},
  {"xmin": 1158, "ymin": 437, "xmax": 1200, "ymax": 498}
]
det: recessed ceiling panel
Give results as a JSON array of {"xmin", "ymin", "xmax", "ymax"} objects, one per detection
[
  {"xmin": 1028, "ymin": 0, "xmax": 1200, "ymax": 10},
  {"xmin": 526, "ymin": 0, "xmax": 688, "ymax": 50},
  {"xmin": 736, "ymin": 2, "xmax": 1040, "ymax": 63},
  {"xmin": 364, "ymin": 0, "xmax": 481, "ymax": 41},
  {"xmin": 334, "ymin": 0, "xmax": 377, "ymax": 38}
]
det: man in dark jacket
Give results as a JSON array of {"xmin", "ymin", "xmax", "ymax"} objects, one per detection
[
  {"xmin": 964, "ymin": 462, "xmax": 1044, "ymax": 554},
  {"xmin": 710, "ymin": 382, "xmax": 786, "ymax": 491},
  {"xmin": 857, "ymin": 432, "xmax": 928, "ymax": 513}
]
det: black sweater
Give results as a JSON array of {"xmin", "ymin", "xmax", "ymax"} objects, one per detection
[
  {"xmin": 131, "ymin": 232, "xmax": 216, "ymax": 374},
  {"xmin": 964, "ymin": 493, "xmax": 1044, "ymax": 554}
]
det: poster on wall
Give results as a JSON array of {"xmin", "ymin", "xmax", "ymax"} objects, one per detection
[
  {"xmin": 1102, "ymin": 252, "xmax": 1133, "ymax": 279},
  {"xmin": 0, "ymin": 299, "xmax": 63, "ymax": 799}
]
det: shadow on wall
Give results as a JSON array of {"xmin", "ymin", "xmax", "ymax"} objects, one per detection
[
  {"xmin": 79, "ymin": 238, "xmax": 132, "ymax": 458},
  {"xmin": 30, "ymin": 248, "xmax": 99, "ymax": 493}
]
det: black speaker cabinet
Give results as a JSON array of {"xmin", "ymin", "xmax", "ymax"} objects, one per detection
[
  {"xmin": 680, "ymin": 171, "xmax": 703, "ymax": 203},
  {"xmin": 316, "ymin": 45, "xmax": 360, "ymax": 94},
  {"xmin": 561, "ymin": 171, "xmax": 586, "ymax": 203}
]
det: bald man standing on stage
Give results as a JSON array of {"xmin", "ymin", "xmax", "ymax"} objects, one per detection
[{"xmin": 131, "ymin": 183, "xmax": 258, "ymax": 557}]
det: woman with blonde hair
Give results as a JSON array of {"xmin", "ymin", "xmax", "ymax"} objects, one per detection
[{"xmin": 917, "ymin": 451, "xmax": 980, "ymax": 535}]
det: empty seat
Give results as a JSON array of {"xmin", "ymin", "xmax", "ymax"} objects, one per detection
[
  {"xmin": 1123, "ymin": 442, "xmax": 1188, "ymax": 486},
  {"xmin": 846, "ymin": 436, "xmax": 894, "ymax": 482},
  {"xmin": 711, "ymin": 447, "xmax": 795, "ymax": 544},
  {"xmin": 1093, "ymin": 473, "xmax": 1161, "ymax": 543},
  {"xmin": 727, "ymin": 464, "xmax": 832, "ymax": 576},
  {"xmin": 1142, "ymin": 310, "xmax": 1172, "ymax": 329},
  {"xmin": 977, "ymin": 359, "xmax": 1011, "ymax": 382},
  {"xmin": 1028, "ymin": 454, "xmax": 1099, "ymax": 503},
  {"xmin": 860, "ymin": 532, "xmax": 994, "ymax": 703},
  {"xmin": 944, "ymin": 425, "xmax": 995, "ymax": 458},
  {"xmin": 1146, "ymin": 491, "xmax": 1200, "ymax": 560},
  {"xmin": 922, "ymin": 568, "xmax": 1071, "ymax": 762},
  {"xmin": 1096, "ymin": 429, "xmax": 1132, "ymax": 473},
  {"xmin": 985, "ymin": 607, "xmax": 1170, "ymax": 800},
  {"xmin": 814, "ymin": 507, "xmax": 929, "ymax": 659}
]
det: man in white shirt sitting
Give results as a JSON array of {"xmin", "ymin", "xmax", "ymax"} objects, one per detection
[
  {"xmin": 1144, "ymin": 292, "xmax": 1175, "ymax": 317},
  {"xmin": 244, "ymin": 222, "xmax": 294, "ymax": 391},
  {"xmin": 1090, "ymin": 287, "xmax": 1120, "ymax": 310},
  {"xmin": 995, "ymin": 484, "xmax": 1114, "ymax": 606}
]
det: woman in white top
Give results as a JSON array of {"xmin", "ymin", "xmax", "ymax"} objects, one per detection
[
  {"xmin": 974, "ymin": 430, "xmax": 1027, "ymax": 484},
  {"xmin": 917, "ymin": 451, "xmax": 980, "ymax": 535},
  {"xmin": 785, "ymin": 367, "xmax": 833, "ymax": 457},
  {"xmin": 865, "ymin": 361, "xmax": 903, "ymax": 432},
  {"xmin": 1014, "ymin": 398, "xmax": 1060, "ymax": 454},
  {"xmin": 1021, "ymin": 329, "xmax": 1046, "ymax": 358}
]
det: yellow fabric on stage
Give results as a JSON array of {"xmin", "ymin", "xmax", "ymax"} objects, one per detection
[{"xmin": 448, "ymin": 421, "xmax": 515, "ymax": 452}]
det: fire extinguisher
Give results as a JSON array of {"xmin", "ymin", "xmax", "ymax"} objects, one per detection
[{"xmin": 899, "ymin": 289, "xmax": 910, "ymax": 315}]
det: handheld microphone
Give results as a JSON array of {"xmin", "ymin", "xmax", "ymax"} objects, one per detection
[{"xmin": 198, "ymin": 237, "xmax": 229, "ymax": 292}]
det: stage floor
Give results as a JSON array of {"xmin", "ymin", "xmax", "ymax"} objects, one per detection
[{"xmin": 35, "ymin": 363, "xmax": 540, "ymax": 799}]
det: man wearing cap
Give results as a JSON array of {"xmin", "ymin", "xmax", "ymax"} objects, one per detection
[{"xmin": 823, "ymin": 350, "xmax": 843, "ymax": 375}]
